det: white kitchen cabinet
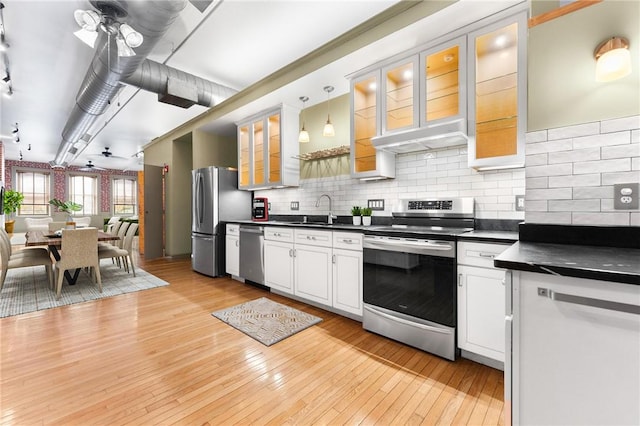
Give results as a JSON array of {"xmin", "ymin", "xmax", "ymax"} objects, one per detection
[
  {"xmin": 264, "ymin": 227, "xmax": 295, "ymax": 295},
  {"xmin": 332, "ymin": 232, "xmax": 363, "ymax": 316},
  {"xmin": 467, "ymin": 12, "xmax": 527, "ymax": 170},
  {"xmin": 457, "ymin": 241, "xmax": 510, "ymax": 364},
  {"xmin": 510, "ymin": 271, "xmax": 640, "ymax": 425},
  {"xmin": 237, "ymin": 104, "xmax": 299, "ymax": 190},
  {"xmin": 294, "ymin": 229, "xmax": 332, "ymax": 306},
  {"xmin": 225, "ymin": 223, "xmax": 240, "ymax": 276},
  {"xmin": 350, "ymin": 71, "xmax": 396, "ymax": 180}
]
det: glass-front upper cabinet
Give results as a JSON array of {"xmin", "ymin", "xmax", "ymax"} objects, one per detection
[
  {"xmin": 382, "ymin": 59, "xmax": 418, "ymax": 133},
  {"xmin": 421, "ymin": 36, "xmax": 466, "ymax": 126},
  {"xmin": 350, "ymin": 71, "xmax": 395, "ymax": 179},
  {"xmin": 237, "ymin": 105, "xmax": 299, "ymax": 190},
  {"xmin": 468, "ymin": 13, "xmax": 526, "ymax": 170}
]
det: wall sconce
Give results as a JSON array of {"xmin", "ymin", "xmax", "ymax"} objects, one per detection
[
  {"xmin": 298, "ymin": 96, "xmax": 310, "ymax": 143},
  {"xmin": 322, "ymin": 86, "xmax": 335, "ymax": 137},
  {"xmin": 595, "ymin": 36, "xmax": 631, "ymax": 82}
]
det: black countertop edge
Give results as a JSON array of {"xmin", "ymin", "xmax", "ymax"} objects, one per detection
[
  {"xmin": 457, "ymin": 230, "xmax": 518, "ymax": 243},
  {"xmin": 494, "ymin": 259, "xmax": 640, "ymax": 285},
  {"xmin": 519, "ymin": 223, "xmax": 640, "ymax": 249},
  {"xmin": 494, "ymin": 242, "xmax": 640, "ymax": 286}
]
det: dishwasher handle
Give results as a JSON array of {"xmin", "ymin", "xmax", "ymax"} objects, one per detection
[{"xmin": 239, "ymin": 226, "xmax": 264, "ymax": 235}]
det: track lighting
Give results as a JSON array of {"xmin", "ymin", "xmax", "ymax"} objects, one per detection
[
  {"xmin": 2, "ymin": 74, "xmax": 9, "ymax": 83},
  {"xmin": 3, "ymin": 84, "xmax": 11, "ymax": 98},
  {"xmin": 19, "ymin": 150, "xmax": 23, "ymax": 161},
  {"xmin": 73, "ymin": 8, "xmax": 144, "ymax": 57}
]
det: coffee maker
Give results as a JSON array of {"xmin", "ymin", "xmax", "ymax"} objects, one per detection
[{"xmin": 252, "ymin": 197, "xmax": 268, "ymax": 221}]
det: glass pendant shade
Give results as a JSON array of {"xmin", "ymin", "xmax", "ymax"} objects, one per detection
[
  {"xmin": 298, "ymin": 128, "xmax": 310, "ymax": 143},
  {"xmin": 595, "ymin": 37, "xmax": 632, "ymax": 82},
  {"xmin": 323, "ymin": 117, "xmax": 335, "ymax": 137}
]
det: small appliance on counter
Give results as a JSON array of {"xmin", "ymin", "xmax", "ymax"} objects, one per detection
[{"xmin": 252, "ymin": 197, "xmax": 269, "ymax": 221}]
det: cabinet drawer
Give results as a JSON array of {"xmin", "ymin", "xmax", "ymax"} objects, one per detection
[
  {"xmin": 457, "ymin": 241, "xmax": 510, "ymax": 268},
  {"xmin": 333, "ymin": 232, "xmax": 363, "ymax": 251},
  {"xmin": 226, "ymin": 223, "xmax": 240, "ymax": 236},
  {"xmin": 294, "ymin": 229, "xmax": 332, "ymax": 247},
  {"xmin": 265, "ymin": 227, "xmax": 294, "ymax": 242}
]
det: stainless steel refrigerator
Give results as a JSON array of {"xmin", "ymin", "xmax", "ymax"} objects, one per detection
[{"xmin": 192, "ymin": 167, "xmax": 251, "ymax": 277}]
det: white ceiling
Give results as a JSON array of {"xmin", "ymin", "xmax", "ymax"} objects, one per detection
[{"xmin": 0, "ymin": 0, "xmax": 522, "ymax": 172}]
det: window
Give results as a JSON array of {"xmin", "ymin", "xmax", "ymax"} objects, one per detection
[
  {"xmin": 112, "ymin": 178, "xmax": 137, "ymax": 215},
  {"xmin": 15, "ymin": 170, "xmax": 51, "ymax": 215},
  {"xmin": 68, "ymin": 175, "xmax": 98, "ymax": 215}
]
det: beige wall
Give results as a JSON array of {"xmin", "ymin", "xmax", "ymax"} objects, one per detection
[
  {"xmin": 167, "ymin": 135, "xmax": 193, "ymax": 256},
  {"xmin": 192, "ymin": 130, "xmax": 237, "ymax": 170},
  {"xmin": 300, "ymin": 93, "xmax": 351, "ymax": 179},
  {"xmin": 528, "ymin": 0, "xmax": 640, "ymax": 131}
]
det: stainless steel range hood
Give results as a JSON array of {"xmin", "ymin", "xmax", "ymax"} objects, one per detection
[{"xmin": 371, "ymin": 118, "xmax": 467, "ymax": 154}]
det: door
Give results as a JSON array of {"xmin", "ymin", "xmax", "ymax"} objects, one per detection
[
  {"xmin": 294, "ymin": 244, "xmax": 332, "ymax": 305},
  {"xmin": 264, "ymin": 240, "xmax": 294, "ymax": 294},
  {"xmin": 143, "ymin": 165, "xmax": 164, "ymax": 259},
  {"xmin": 332, "ymin": 248, "xmax": 363, "ymax": 316},
  {"xmin": 225, "ymin": 235, "xmax": 239, "ymax": 276}
]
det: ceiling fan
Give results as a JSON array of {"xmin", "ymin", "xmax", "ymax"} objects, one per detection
[
  {"xmin": 79, "ymin": 160, "xmax": 106, "ymax": 171},
  {"xmin": 73, "ymin": 1, "xmax": 144, "ymax": 57},
  {"xmin": 88, "ymin": 147, "xmax": 126, "ymax": 161}
]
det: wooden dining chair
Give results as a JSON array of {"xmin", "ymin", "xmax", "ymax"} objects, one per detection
[
  {"xmin": 0, "ymin": 231, "xmax": 54, "ymax": 292},
  {"xmin": 0, "ymin": 227, "xmax": 49, "ymax": 257},
  {"xmin": 99, "ymin": 223, "xmax": 139, "ymax": 277},
  {"xmin": 54, "ymin": 228, "xmax": 101, "ymax": 300}
]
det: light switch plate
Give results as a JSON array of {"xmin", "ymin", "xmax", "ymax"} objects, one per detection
[
  {"xmin": 368, "ymin": 199, "xmax": 385, "ymax": 211},
  {"xmin": 515, "ymin": 195, "xmax": 525, "ymax": 211},
  {"xmin": 290, "ymin": 201, "xmax": 299, "ymax": 211},
  {"xmin": 613, "ymin": 183, "xmax": 639, "ymax": 210}
]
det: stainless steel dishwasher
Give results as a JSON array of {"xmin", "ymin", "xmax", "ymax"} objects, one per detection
[{"xmin": 239, "ymin": 225, "xmax": 265, "ymax": 285}]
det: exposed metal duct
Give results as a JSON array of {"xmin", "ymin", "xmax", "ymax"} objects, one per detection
[
  {"xmin": 52, "ymin": 0, "xmax": 194, "ymax": 168},
  {"xmin": 122, "ymin": 59, "xmax": 237, "ymax": 108}
]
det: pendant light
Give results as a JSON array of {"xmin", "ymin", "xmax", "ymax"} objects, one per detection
[
  {"xmin": 323, "ymin": 85, "xmax": 335, "ymax": 137},
  {"xmin": 298, "ymin": 96, "xmax": 310, "ymax": 143}
]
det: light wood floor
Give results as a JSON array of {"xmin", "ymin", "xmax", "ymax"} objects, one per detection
[{"xmin": 0, "ymin": 253, "xmax": 505, "ymax": 425}]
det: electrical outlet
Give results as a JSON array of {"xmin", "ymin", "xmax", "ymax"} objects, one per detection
[
  {"xmin": 614, "ymin": 183, "xmax": 639, "ymax": 210},
  {"xmin": 368, "ymin": 199, "xmax": 385, "ymax": 210},
  {"xmin": 290, "ymin": 201, "xmax": 299, "ymax": 211},
  {"xmin": 515, "ymin": 195, "xmax": 525, "ymax": 211}
]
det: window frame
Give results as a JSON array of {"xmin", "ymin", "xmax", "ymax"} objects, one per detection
[
  {"xmin": 67, "ymin": 172, "xmax": 99, "ymax": 216},
  {"xmin": 13, "ymin": 168, "xmax": 53, "ymax": 216},
  {"xmin": 111, "ymin": 176, "xmax": 138, "ymax": 216}
]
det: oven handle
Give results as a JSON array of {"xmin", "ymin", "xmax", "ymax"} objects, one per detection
[
  {"xmin": 364, "ymin": 305, "xmax": 451, "ymax": 335},
  {"xmin": 363, "ymin": 237, "xmax": 453, "ymax": 254}
]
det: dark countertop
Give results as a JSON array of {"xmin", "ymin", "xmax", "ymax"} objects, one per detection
[
  {"xmin": 458, "ymin": 230, "xmax": 518, "ymax": 243},
  {"xmin": 494, "ymin": 241, "xmax": 640, "ymax": 285},
  {"xmin": 227, "ymin": 219, "xmax": 367, "ymax": 232}
]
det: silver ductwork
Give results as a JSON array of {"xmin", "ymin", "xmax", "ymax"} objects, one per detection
[
  {"xmin": 123, "ymin": 59, "xmax": 237, "ymax": 108},
  {"xmin": 52, "ymin": 0, "xmax": 236, "ymax": 168}
]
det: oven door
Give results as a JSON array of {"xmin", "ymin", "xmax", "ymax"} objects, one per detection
[{"xmin": 362, "ymin": 235, "xmax": 456, "ymax": 327}]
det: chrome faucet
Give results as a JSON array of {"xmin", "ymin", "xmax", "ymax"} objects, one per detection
[{"xmin": 315, "ymin": 194, "xmax": 337, "ymax": 224}]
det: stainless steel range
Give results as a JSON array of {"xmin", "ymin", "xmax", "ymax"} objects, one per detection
[{"xmin": 362, "ymin": 197, "xmax": 474, "ymax": 361}]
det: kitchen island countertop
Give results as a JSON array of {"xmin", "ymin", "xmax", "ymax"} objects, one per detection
[{"xmin": 494, "ymin": 241, "xmax": 640, "ymax": 285}]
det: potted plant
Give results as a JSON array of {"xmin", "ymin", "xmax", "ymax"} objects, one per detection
[
  {"xmin": 3, "ymin": 189, "xmax": 24, "ymax": 233},
  {"xmin": 351, "ymin": 206, "xmax": 362, "ymax": 225},
  {"xmin": 361, "ymin": 207, "xmax": 373, "ymax": 226},
  {"xmin": 49, "ymin": 199, "xmax": 83, "ymax": 226}
]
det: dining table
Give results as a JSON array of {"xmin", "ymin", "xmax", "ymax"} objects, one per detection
[{"xmin": 25, "ymin": 230, "xmax": 120, "ymax": 285}]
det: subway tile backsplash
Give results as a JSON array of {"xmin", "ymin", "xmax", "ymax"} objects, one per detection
[
  {"xmin": 525, "ymin": 114, "xmax": 640, "ymax": 226},
  {"xmin": 256, "ymin": 114, "xmax": 639, "ymax": 227},
  {"xmin": 255, "ymin": 146, "xmax": 525, "ymax": 220}
]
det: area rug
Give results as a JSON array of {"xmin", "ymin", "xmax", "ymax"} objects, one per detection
[
  {"xmin": 0, "ymin": 263, "xmax": 169, "ymax": 318},
  {"xmin": 211, "ymin": 297, "xmax": 322, "ymax": 346}
]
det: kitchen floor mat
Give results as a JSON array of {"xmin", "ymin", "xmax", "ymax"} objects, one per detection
[{"xmin": 211, "ymin": 297, "xmax": 322, "ymax": 346}]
